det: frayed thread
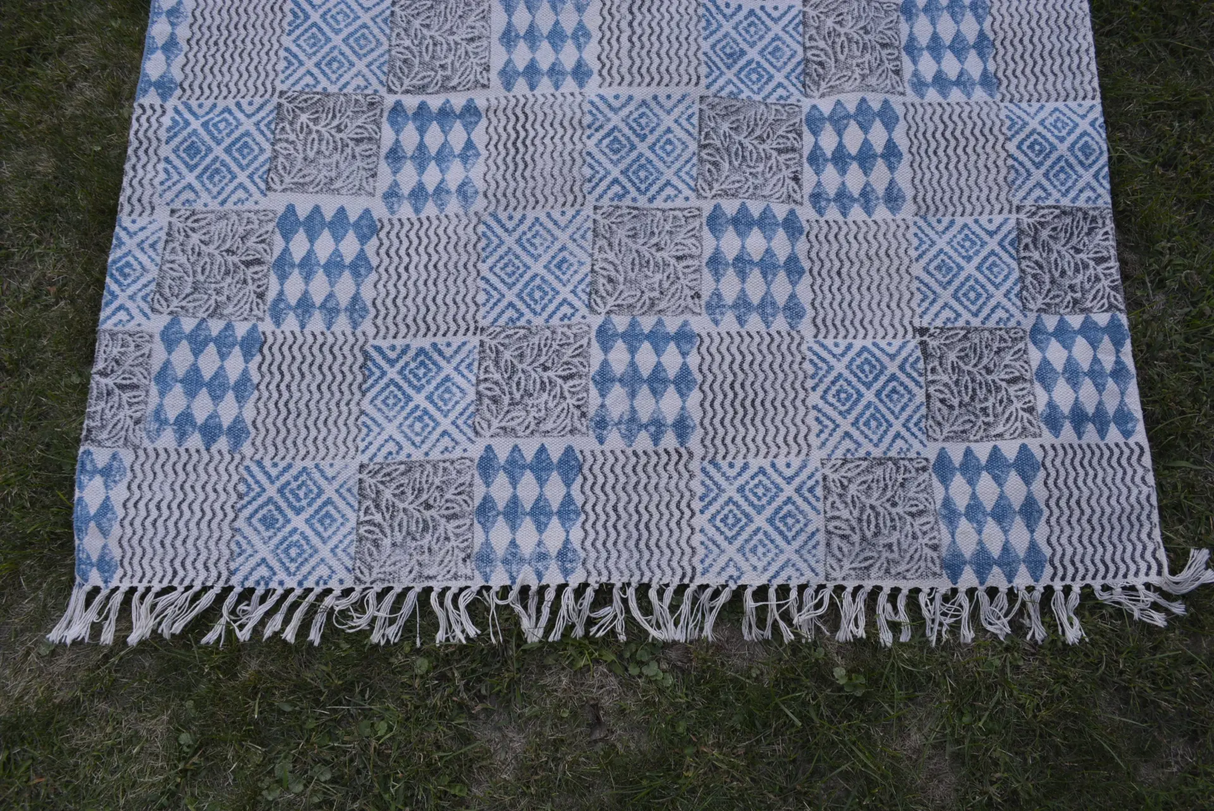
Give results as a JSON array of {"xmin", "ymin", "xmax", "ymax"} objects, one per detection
[{"xmin": 47, "ymin": 556, "xmax": 1214, "ymax": 648}]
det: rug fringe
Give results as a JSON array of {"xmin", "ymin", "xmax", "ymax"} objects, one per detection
[{"xmin": 45, "ymin": 549, "xmax": 1214, "ymax": 647}]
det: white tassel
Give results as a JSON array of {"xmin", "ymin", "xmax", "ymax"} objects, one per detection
[
  {"xmin": 1161, "ymin": 549, "xmax": 1214, "ymax": 594},
  {"xmin": 977, "ymin": 589, "xmax": 1013, "ymax": 640},
  {"xmin": 876, "ymin": 587, "xmax": 894, "ymax": 647},
  {"xmin": 306, "ymin": 590, "xmax": 342, "ymax": 646},
  {"xmin": 792, "ymin": 586, "xmax": 830, "ymax": 639},
  {"xmin": 281, "ymin": 589, "xmax": 321, "ymax": 644},
  {"xmin": 1051, "ymin": 586, "xmax": 1084, "ymax": 644},
  {"xmin": 571, "ymin": 584, "xmax": 596, "ymax": 638},
  {"xmin": 626, "ymin": 585, "xmax": 664, "ymax": 640},
  {"xmin": 702, "ymin": 586, "xmax": 733, "ymax": 640},
  {"xmin": 1021, "ymin": 587, "xmax": 1047, "ymax": 643},
  {"xmin": 98, "ymin": 588, "xmax": 129, "ymax": 645},
  {"xmin": 548, "ymin": 585, "xmax": 577, "ymax": 641},
  {"xmin": 432, "ymin": 588, "xmax": 452, "ymax": 643},
  {"xmin": 48, "ymin": 584, "xmax": 92, "ymax": 644},
  {"xmin": 200, "ymin": 590, "xmax": 240, "ymax": 645},
  {"xmin": 234, "ymin": 589, "xmax": 285, "ymax": 642},
  {"xmin": 741, "ymin": 586, "xmax": 760, "ymax": 640},
  {"xmin": 590, "ymin": 584, "xmax": 627, "ymax": 640}
]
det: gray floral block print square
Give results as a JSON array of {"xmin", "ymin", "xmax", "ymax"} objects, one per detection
[
  {"xmin": 803, "ymin": 0, "xmax": 902, "ymax": 97},
  {"xmin": 476, "ymin": 324, "xmax": 591, "ymax": 438},
  {"xmin": 355, "ymin": 458, "xmax": 475, "ymax": 585},
  {"xmin": 82, "ymin": 330, "xmax": 153, "ymax": 449},
  {"xmin": 1018, "ymin": 206, "xmax": 1124, "ymax": 314},
  {"xmin": 921, "ymin": 327, "xmax": 1041, "ymax": 442},
  {"xmin": 591, "ymin": 206, "xmax": 702, "ymax": 316},
  {"xmin": 823, "ymin": 457, "xmax": 942, "ymax": 581},
  {"xmin": 387, "ymin": 0, "xmax": 489, "ymax": 95},
  {"xmin": 152, "ymin": 209, "xmax": 277, "ymax": 320},
  {"xmin": 697, "ymin": 96, "xmax": 803, "ymax": 205},
  {"xmin": 268, "ymin": 92, "xmax": 383, "ymax": 196}
]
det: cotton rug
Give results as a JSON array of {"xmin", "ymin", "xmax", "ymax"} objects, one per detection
[{"xmin": 54, "ymin": 0, "xmax": 1214, "ymax": 646}]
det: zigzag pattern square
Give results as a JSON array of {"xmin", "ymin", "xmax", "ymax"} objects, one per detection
[
  {"xmin": 493, "ymin": 0, "xmax": 596, "ymax": 92},
  {"xmin": 233, "ymin": 461, "xmax": 357, "ymax": 588},
  {"xmin": 73, "ymin": 449, "xmax": 131, "ymax": 588},
  {"xmin": 161, "ymin": 100, "xmax": 275, "ymax": 208},
  {"xmin": 1005, "ymin": 103, "xmax": 1110, "ymax": 207},
  {"xmin": 914, "ymin": 217, "xmax": 1023, "ymax": 327},
  {"xmin": 699, "ymin": 459, "xmax": 822, "ymax": 585},
  {"xmin": 480, "ymin": 210, "xmax": 591, "ymax": 325},
  {"xmin": 136, "ymin": 0, "xmax": 190, "ymax": 102},
  {"xmin": 371, "ymin": 216, "xmax": 479, "ymax": 338},
  {"xmin": 932, "ymin": 443, "xmax": 1047, "ymax": 587},
  {"xmin": 705, "ymin": 202, "xmax": 807, "ymax": 331},
  {"xmin": 484, "ymin": 93, "xmax": 585, "ymax": 211},
  {"xmin": 701, "ymin": 0, "xmax": 803, "ymax": 103},
  {"xmin": 806, "ymin": 340, "xmax": 926, "ymax": 457},
  {"xmin": 474, "ymin": 443, "xmax": 584, "ymax": 586},
  {"xmin": 101, "ymin": 218, "xmax": 162, "ymax": 329},
  {"xmin": 281, "ymin": 0, "xmax": 390, "ymax": 91},
  {"xmin": 590, "ymin": 317, "xmax": 698, "ymax": 449},
  {"xmin": 381, "ymin": 98, "xmax": 484, "ymax": 217},
  {"xmin": 901, "ymin": 0, "xmax": 997, "ymax": 100},
  {"xmin": 362, "ymin": 340, "xmax": 478, "ymax": 462},
  {"xmin": 803, "ymin": 220, "xmax": 915, "ymax": 338},
  {"xmin": 804, "ymin": 97, "xmax": 907, "ymax": 218},
  {"xmin": 990, "ymin": 0, "xmax": 1100, "ymax": 102},
  {"xmin": 585, "ymin": 92, "xmax": 697, "ymax": 204},
  {"xmin": 269, "ymin": 204, "xmax": 378, "ymax": 331},
  {"xmin": 1029, "ymin": 313, "xmax": 1140, "ymax": 443},
  {"xmin": 145, "ymin": 318, "xmax": 261, "ymax": 453}
]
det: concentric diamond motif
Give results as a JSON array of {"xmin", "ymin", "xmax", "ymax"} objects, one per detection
[
  {"xmin": 933, "ymin": 443, "xmax": 1048, "ymax": 586},
  {"xmin": 162, "ymin": 100, "xmax": 275, "ymax": 207},
  {"xmin": 361, "ymin": 340, "xmax": 477, "ymax": 461},
  {"xmin": 474, "ymin": 443, "xmax": 584, "ymax": 586},
  {"xmin": 699, "ymin": 459, "xmax": 822, "ymax": 584},
  {"xmin": 915, "ymin": 217, "xmax": 1023, "ymax": 326},
  {"xmin": 701, "ymin": 0, "xmax": 803, "ymax": 102},
  {"xmin": 232, "ymin": 462, "xmax": 358, "ymax": 588},
  {"xmin": 1005, "ymin": 103, "xmax": 1110, "ymax": 206},
  {"xmin": 101, "ymin": 218, "xmax": 163, "ymax": 329},
  {"xmin": 586, "ymin": 93, "xmax": 697, "ymax": 203},
  {"xmin": 806, "ymin": 340, "xmax": 925, "ymax": 456},
  {"xmin": 281, "ymin": 0, "xmax": 391, "ymax": 91},
  {"xmin": 479, "ymin": 210, "xmax": 591, "ymax": 325},
  {"xmin": 381, "ymin": 98, "xmax": 484, "ymax": 217}
]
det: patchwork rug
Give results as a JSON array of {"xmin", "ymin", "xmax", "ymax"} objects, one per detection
[{"xmin": 55, "ymin": 0, "xmax": 1214, "ymax": 646}]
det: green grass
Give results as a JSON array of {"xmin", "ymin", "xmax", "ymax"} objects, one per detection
[{"xmin": 2, "ymin": 0, "xmax": 1213, "ymax": 808}]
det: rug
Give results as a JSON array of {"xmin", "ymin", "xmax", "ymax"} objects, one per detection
[{"xmin": 53, "ymin": 0, "xmax": 1214, "ymax": 646}]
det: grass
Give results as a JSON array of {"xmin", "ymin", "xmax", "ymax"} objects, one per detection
[{"xmin": 2, "ymin": 0, "xmax": 1213, "ymax": 807}]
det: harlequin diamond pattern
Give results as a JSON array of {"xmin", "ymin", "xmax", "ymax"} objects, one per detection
[
  {"xmin": 146, "ymin": 318, "xmax": 262, "ymax": 452},
  {"xmin": 136, "ymin": 0, "xmax": 189, "ymax": 102},
  {"xmin": 901, "ymin": 0, "xmax": 997, "ymax": 100},
  {"xmin": 1029, "ymin": 313, "xmax": 1140, "ymax": 442},
  {"xmin": 269, "ymin": 204, "xmax": 377, "ymax": 331},
  {"xmin": 100, "ymin": 218, "xmax": 162, "ymax": 329},
  {"xmin": 474, "ymin": 444, "xmax": 584, "ymax": 585},
  {"xmin": 281, "ymin": 0, "xmax": 391, "ymax": 91},
  {"xmin": 233, "ymin": 461, "xmax": 358, "ymax": 587},
  {"xmin": 933, "ymin": 443, "xmax": 1047, "ymax": 586},
  {"xmin": 699, "ymin": 459, "xmax": 822, "ymax": 585},
  {"xmin": 73, "ymin": 449, "xmax": 129, "ymax": 588},
  {"xmin": 806, "ymin": 340, "xmax": 926, "ymax": 456},
  {"xmin": 162, "ymin": 100, "xmax": 275, "ymax": 207},
  {"xmin": 496, "ymin": 0, "xmax": 594, "ymax": 92},
  {"xmin": 585, "ymin": 93, "xmax": 697, "ymax": 204},
  {"xmin": 705, "ymin": 202, "xmax": 807, "ymax": 330},
  {"xmin": 805, "ymin": 97, "xmax": 907, "ymax": 218},
  {"xmin": 1005, "ymin": 103, "xmax": 1110, "ymax": 206},
  {"xmin": 702, "ymin": 0, "xmax": 803, "ymax": 102},
  {"xmin": 591, "ymin": 317, "xmax": 698, "ymax": 448},
  {"xmin": 479, "ymin": 210, "xmax": 591, "ymax": 325},
  {"xmin": 361, "ymin": 340, "xmax": 477, "ymax": 461},
  {"xmin": 914, "ymin": 217, "xmax": 1023, "ymax": 326},
  {"xmin": 382, "ymin": 98, "xmax": 483, "ymax": 217}
]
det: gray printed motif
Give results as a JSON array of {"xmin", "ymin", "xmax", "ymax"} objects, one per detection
[
  {"xmin": 697, "ymin": 96, "xmax": 803, "ymax": 205},
  {"xmin": 921, "ymin": 327, "xmax": 1040, "ymax": 442},
  {"xmin": 355, "ymin": 458, "xmax": 475, "ymax": 585},
  {"xmin": 267, "ymin": 92, "xmax": 383, "ymax": 196},
  {"xmin": 803, "ymin": 0, "xmax": 902, "ymax": 97},
  {"xmin": 823, "ymin": 458, "xmax": 942, "ymax": 581},
  {"xmin": 1018, "ymin": 206, "xmax": 1124, "ymax": 314},
  {"xmin": 476, "ymin": 324, "xmax": 591, "ymax": 438},
  {"xmin": 591, "ymin": 206, "xmax": 702, "ymax": 316},
  {"xmin": 153, "ymin": 209, "xmax": 277, "ymax": 320},
  {"xmin": 387, "ymin": 0, "xmax": 489, "ymax": 94},
  {"xmin": 82, "ymin": 330, "xmax": 154, "ymax": 449}
]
